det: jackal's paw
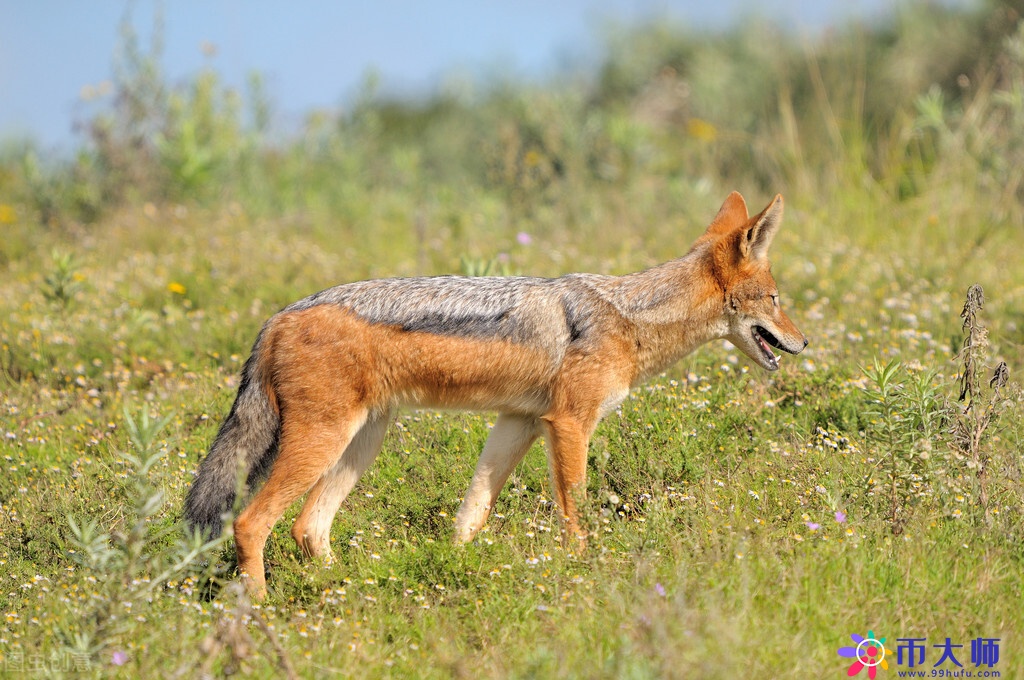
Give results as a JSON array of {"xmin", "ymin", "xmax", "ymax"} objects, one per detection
[
  {"xmin": 300, "ymin": 543, "xmax": 335, "ymax": 565},
  {"xmin": 453, "ymin": 523, "xmax": 486, "ymax": 544},
  {"xmin": 239, "ymin": 571, "xmax": 268, "ymax": 601},
  {"xmin": 556, "ymin": 529, "xmax": 588, "ymax": 555}
]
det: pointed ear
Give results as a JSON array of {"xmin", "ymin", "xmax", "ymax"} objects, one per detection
[
  {"xmin": 739, "ymin": 194, "xmax": 784, "ymax": 261},
  {"xmin": 702, "ymin": 191, "xmax": 749, "ymax": 239}
]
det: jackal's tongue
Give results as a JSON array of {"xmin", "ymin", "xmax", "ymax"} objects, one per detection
[{"xmin": 753, "ymin": 327, "xmax": 780, "ymax": 369}]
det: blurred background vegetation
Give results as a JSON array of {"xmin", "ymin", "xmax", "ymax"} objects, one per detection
[{"xmin": 1, "ymin": 1, "xmax": 1022, "ymax": 250}]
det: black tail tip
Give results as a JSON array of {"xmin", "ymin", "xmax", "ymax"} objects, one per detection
[
  {"xmin": 183, "ymin": 516, "xmax": 223, "ymax": 542},
  {"xmin": 183, "ymin": 498, "xmax": 229, "ymax": 542}
]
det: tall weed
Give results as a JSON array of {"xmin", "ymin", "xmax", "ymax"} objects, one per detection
[{"xmin": 61, "ymin": 405, "xmax": 224, "ymax": 663}]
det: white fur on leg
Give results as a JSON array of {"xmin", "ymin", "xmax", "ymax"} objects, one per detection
[
  {"xmin": 454, "ymin": 413, "xmax": 540, "ymax": 543},
  {"xmin": 291, "ymin": 409, "xmax": 395, "ymax": 558}
]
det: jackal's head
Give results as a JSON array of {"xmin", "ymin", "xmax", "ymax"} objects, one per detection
[{"xmin": 702, "ymin": 192, "xmax": 808, "ymax": 371}]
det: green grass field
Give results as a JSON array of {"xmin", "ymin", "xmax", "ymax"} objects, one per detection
[{"xmin": 2, "ymin": 4, "xmax": 1023, "ymax": 677}]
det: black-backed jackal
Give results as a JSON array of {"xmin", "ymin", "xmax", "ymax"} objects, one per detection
[{"xmin": 185, "ymin": 191, "xmax": 808, "ymax": 596}]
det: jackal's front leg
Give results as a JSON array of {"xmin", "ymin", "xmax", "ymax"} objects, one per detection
[
  {"xmin": 541, "ymin": 413, "xmax": 594, "ymax": 546},
  {"xmin": 453, "ymin": 414, "xmax": 541, "ymax": 543}
]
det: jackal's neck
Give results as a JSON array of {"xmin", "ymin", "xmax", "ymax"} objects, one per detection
[{"xmin": 610, "ymin": 248, "xmax": 726, "ymax": 379}]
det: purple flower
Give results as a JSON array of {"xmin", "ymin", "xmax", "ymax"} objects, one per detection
[
  {"xmin": 516, "ymin": 232, "xmax": 533, "ymax": 246},
  {"xmin": 111, "ymin": 651, "xmax": 128, "ymax": 666},
  {"xmin": 835, "ymin": 511, "xmax": 847, "ymax": 523},
  {"xmin": 654, "ymin": 583, "xmax": 666, "ymax": 597},
  {"xmin": 805, "ymin": 522, "xmax": 820, "ymax": 531}
]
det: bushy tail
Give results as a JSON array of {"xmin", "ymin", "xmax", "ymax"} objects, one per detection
[{"xmin": 184, "ymin": 327, "xmax": 280, "ymax": 539}]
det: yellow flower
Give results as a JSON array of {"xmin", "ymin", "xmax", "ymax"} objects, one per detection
[
  {"xmin": 687, "ymin": 118, "xmax": 718, "ymax": 142},
  {"xmin": 523, "ymin": 149, "xmax": 543, "ymax": 168},
  {"xmin": 0, "ymin": 204, "xmax": 15, "ymax": 224},
  {"xmin": 168, "ymin": 282, "xmax": 187, "ymax": 295}
]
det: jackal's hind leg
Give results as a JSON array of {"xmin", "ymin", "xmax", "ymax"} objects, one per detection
[
  {"xmin": 453, "ymin": 414, "xmax": 541, "ymax": 543},
  {"xmin": 291, "ymin": 409, "xmax": 395, "ymax": 560},
  {"xmin": 233, "ymin": 409, "xmax": 369, "ymax": 597}
]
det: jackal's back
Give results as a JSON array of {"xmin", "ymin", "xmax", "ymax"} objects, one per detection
[{"xmin": 285, "ymin": 274, "xmax": 613, "ymax": 351}]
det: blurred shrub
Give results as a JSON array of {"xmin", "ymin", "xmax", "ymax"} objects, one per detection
[{"xmin": 2, "ymin": 0, "xmax": 1024, "ymax": 230}]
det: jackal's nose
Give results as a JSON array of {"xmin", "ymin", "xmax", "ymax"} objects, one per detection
[{"xmin": 803, "ymin": 337, "xmax": 809, "ymax": 348}]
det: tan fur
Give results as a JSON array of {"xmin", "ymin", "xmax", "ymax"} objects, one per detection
[{"xmin": 190, "ymin": 192, "xmax": 808, "ymax": 597}]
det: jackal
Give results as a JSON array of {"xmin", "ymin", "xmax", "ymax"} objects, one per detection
[{"xmin": 184, "ymin": 191, "xmax": 807, "ymax": 595}]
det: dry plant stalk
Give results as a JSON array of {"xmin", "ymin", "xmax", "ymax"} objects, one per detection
[
  {"xmin": 952, "ymin": 284, "xmax": 1010, "ymax": 514},
  {"xmin": 174, "ymin": 582, "xmax": 298, "ymax": 680}
]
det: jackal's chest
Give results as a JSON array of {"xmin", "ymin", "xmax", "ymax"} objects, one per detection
[{"xmin": 598, "ymin": 386, "xmax": 631, "ymax": 417}]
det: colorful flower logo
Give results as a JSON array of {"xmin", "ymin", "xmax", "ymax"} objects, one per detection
[{"xmin": 838, "ymin": 631, "xmax": 890, "ymax": 677}]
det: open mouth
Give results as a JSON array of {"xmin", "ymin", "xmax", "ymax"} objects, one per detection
[{"xmin": 752, "ymin": 325, "xmax": 784, "ymax": 369}]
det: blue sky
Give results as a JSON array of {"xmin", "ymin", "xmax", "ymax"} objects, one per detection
[{"xmin": 0, "ymin": 1, "xmax": 921, "ymax": 149}]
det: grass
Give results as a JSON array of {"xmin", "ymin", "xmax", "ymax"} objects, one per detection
[
  {"xmin": 2, "ymin": 3, "xmax": 1024, "ymax": 677},
  {"xmin": 1, "ymin": 196, "xmax": 1020, "ymax": 677}
]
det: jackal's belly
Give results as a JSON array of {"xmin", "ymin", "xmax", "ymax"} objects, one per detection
[
  {"xmin": 386, "ymin": 332, "xmax": 558, "ymax": 415},
  {"xmin": 396, "ymin": 385, "xmax": 551, "ymax": 415}
]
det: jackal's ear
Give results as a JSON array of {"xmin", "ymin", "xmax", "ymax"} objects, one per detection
[
  {"xmin": 704, "ymin": 191, "xmax": 749, "ymax": 238},
  {"xmin": 740, "ymin": 194, "xmax": 783, "ymax": 261}
]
